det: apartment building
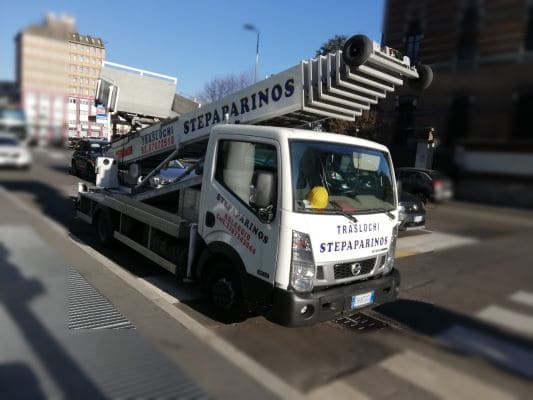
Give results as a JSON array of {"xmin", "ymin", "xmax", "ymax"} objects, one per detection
[
  {"xmin": 16, "ymin": 14, "xmax": 107, "ymax": 144},
  {"xmin": 380, "ymin": 0, "xmax": 533, "ymax": 207}
]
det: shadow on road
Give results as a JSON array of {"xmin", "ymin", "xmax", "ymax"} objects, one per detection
[
  {"xmin": 0, "ymin": 243, "xmax": 106, "ymax": 399},
  {"xmin": 376, "ymin": 299, "xmax": 533, "ymax": 379},
  {"xmin": 0, "ymin": 363, "xmax": 47, "ymax": 400},
  {"xmin": 0, "ymin": 180, "xmax": 75, "ymax": 228}
]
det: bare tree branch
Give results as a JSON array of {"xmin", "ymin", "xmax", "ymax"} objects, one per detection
[{"xmin": 197, "ymin": 70, "xmax": 254, "ymax": 105}]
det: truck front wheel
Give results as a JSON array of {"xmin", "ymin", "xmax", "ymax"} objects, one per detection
[{"xmin": 207, "ymin": 263, "xmax": 247, "ymax": 322}]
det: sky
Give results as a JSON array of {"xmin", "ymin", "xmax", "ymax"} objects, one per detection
[{"xmin": 0, "ymin": 0, "xmax": 385, "ymax": 98}]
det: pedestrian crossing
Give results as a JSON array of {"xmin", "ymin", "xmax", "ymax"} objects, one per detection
[
  {"xmin": 308, "ymin": 290, "xmax": 533, "ymax": 399},
  {"xmin": 396, "ymin": 230, "xmax": 478, "ymax": 258}
]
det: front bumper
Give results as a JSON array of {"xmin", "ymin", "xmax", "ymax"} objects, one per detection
[
  {"xmin": 399, "ymin": 212, "xmax": 425, "ymax": 230},
  {"xmin": 0, "ymin": 156, "xmax": 31, "ymax": 168},
  {"xmin": 269, "ymin": 269, "xmax": 400, "ymax": 327}
]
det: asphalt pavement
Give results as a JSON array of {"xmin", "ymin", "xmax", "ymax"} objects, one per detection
[{"xmin": 1, "ymin": 147, "xmax": 533, "ymax": 399}]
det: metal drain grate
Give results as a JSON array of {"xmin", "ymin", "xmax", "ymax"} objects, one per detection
[
  {"xmin": 68, "ymin": 268, "xmax": 135, "ymax": 330},
  {"xmin": 335, "ymin": 313, "xmax": 387, "ymax": 332}
]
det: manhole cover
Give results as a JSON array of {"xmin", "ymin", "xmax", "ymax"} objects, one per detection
[{"xmin": 335, "ymin": 313, "xmax": 387, "ymax": 332}]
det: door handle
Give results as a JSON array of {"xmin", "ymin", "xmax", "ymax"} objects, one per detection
[{"xmin": 205, "ymin": 211, "xmax": 215, "ymax": 227}]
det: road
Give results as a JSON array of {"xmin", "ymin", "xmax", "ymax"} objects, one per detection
[{"xmin": 1, "ymin": 147, "xmax": 532, "ymax": 399}]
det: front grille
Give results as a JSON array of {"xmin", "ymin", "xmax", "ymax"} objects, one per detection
[
  {"xmin": 334, "ymin": 258, "xmax": 376, "ymax": 280},
  {"xmin": 316, "ymin": 265, "xmax": 325, "ymax": 280}
]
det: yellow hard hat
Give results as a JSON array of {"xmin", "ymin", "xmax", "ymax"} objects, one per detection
[{"xmin": 307, "ymin": 186, "xmax": 329, "ymax": 209}]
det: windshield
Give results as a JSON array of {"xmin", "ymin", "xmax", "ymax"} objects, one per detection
[
  {"xmin": 0, "ymin": 136, "xmax": 19, "ymax": 146},
  {"xmin": 89, "ymin": 142, "xmax": 106, "ymax": 152},
  {"xmin": 290, "ymin": 140, "xmax": 395, "ymax": 214}
]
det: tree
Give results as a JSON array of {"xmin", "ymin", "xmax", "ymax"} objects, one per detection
[
  {"xmin": 197, "ymin": 71, "xmax": 254, "ymax": 105},
  {"xmin": 316, "ymin": 34, "xmax": 348, "ymax": 56}
]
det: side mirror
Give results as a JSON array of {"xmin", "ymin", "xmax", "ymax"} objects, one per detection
[{"xmin": 249, "ymin": 170, "xmax": 276, "ymax": 223}]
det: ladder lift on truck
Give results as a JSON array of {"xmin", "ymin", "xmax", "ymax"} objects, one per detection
[{"xmin": 76, "ymin": 35, "xmax": 432, "ymax": 326}]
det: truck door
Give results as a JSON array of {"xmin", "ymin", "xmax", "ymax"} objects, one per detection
[{"xmin": 199, "ymin": 137, "xmax": 280, "ymax": 285}]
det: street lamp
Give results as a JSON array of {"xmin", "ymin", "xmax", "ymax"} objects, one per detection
[{"xmin": 243, "ymin": 23, "xmax": 259, "ymax": 83}]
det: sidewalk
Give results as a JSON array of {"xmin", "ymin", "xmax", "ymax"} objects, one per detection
[{"xmin": 0, "ymin": 187, "xmax": 281, "ymax": 399}]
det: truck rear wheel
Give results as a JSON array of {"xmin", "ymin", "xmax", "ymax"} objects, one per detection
[
  {"xmin": 342, "ymin": 35, "xmax": 373, "ymax": 67},
  {"xmin": 96, "ymin": 211, "xmax": 114, "ymax": 247},
  {"xmin": 207, "ymin": 263, "xmax": 247, "ymax": 322}
]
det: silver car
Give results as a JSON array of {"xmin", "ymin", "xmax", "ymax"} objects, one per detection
[
  {"xmin": 149, "ymin": 159, "xmax": 199, "ymax": 188},
  {"xmin": 0, "ymin": 132, "xmax": 32, "ymax": 169}
]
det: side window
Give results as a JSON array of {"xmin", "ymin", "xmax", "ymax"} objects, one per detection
[{"xmin": 215, "ymin": 140, "xmax": 278, "ymax": 212}]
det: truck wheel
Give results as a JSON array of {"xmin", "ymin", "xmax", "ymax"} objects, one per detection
[
  {"xmin": 408, "ymin": 64, "xmax": 433, "ymax": 91},
  {"xmin": 207, "ymin": 263, "xmax": 247, "ymax": 322},
  {"xmin": 96, "ymin": 212, "xmax": 114, "ymax": 247},
  {"xmin": 342, "ymin": 35, "xmax": 373, "ymax": 67}
]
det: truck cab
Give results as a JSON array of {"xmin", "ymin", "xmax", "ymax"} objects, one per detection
[{"xmin": 198, "ymin": 124, "xmax": 400, "ymax": 326}]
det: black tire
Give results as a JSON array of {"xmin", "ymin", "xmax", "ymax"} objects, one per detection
[
  {"xmin": 408, "ymin": 64, "xmax": 433, "ymax": 91},
  {"xmin": 207, "ymin": 263, "xmax": 247, "ymax": 323},
  {"xmin": 342, "ymin": 35, "xmax": 373, "ymax": 67},
  {"xmin": 96, "ymin": 211, "xmax": 114, "ymax": 247}
]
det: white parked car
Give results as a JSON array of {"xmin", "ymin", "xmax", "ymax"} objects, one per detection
[{"xmin": 0, "ymin": 132, "xmax": 32, "ymax": 169}]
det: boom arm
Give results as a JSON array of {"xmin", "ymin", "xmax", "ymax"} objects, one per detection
[{"xmin": 106, "ymin": 35, "xmax": 431, "ymax": 166}]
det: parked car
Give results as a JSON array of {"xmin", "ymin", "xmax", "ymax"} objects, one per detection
[
  {"xmin": 395, "ymin": 167, "xmax": 453, "ymax": 203},
  {"xmin": 398, "ymin": 190, "xmax": 425, "ymax": 231},
  {"xmin": 0, "ymin": 132, "xmax": 32, "ymax": 169},
  {"xmin": 149, "ymin": 159, "xmax": 199, "ymax": 188},
  {"xmin": 67, "ymin": 137, "xmax": 81, "ymax": 149},
  {"xmin": 71, "ymin": 139, "xmax": 108, "ymax": 179}
]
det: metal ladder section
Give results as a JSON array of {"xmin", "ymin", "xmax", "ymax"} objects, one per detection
[{"xmin": 269, "ymin": 43, "xmax": 420, "ymax": 126}]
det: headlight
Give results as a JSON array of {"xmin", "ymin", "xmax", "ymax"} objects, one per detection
[
  {"xmin": 150, "ymin": 176, "xmax": 161, "ymax": 186},
  {"xmin": 381, "ymin": 225, "xmax": 398, "ymax": 274},
  {"xmin": 398, "ymin": 205, "xmax": 405, "ymax": 211},
  {"xmin": 290, "ymin": 231, "xmax": 316, "ymax": 293}
]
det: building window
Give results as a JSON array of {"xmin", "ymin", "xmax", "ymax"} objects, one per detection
[
  {"xmin": 512, "ymin": 92, "xmax": 533, "ymax": 139},
  {"xmin": 69, "ymin": 98, "xmax": 77, "ymax": 104},
  {"xmin": 446, "ymin": 96, "xmax": 470, "ymax": 144},
  {"xmin": 405, "ymin": 19, "xmax": 423, "ymax": 64},
  {"xmin": 526, "ymin": 7, "xmax": 533, "ymax": 51},
  {"xmin": 457, "ymin": 6, "xmax": 479, "ymax": 61}
]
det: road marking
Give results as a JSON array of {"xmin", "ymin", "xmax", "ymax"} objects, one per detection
[
  {"xmin": 0, "ymin": 186, "xmax": 305, "ymax": 400},
  {"xmin": 395, "ymin": 250, "xmax": 417, "ymax": 259},
  {"xmin": 397, "ymin": 231, "xmax": 478, "ymax": 254},
  {"xmin": 510, "ymin": 291, "xmax": 533, "ymax": 308},
  {"xmin": 477, "ymin": 305, "xmax": 533, "ymax": 337},
  {"xmin": 439, "ymin": 325, "xmax": 533, "ymax": 378},
  {"xmin": 380, "ymin": 350, "xmax": 516, "ymax": 400},
  {"xmin": 307, "ymin": 380, "xmax": 370, "ymax": 400}
]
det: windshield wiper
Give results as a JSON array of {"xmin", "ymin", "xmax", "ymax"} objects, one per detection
[{"xmin": 329, "ymin": 201, "xmax": 358, "ymax": 224}]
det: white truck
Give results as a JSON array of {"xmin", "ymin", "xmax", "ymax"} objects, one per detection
[{"xmin": 76, "ymin": 35, "xmax": 432, "ymax": 326}]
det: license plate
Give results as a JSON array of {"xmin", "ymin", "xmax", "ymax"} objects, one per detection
[
  {"xmin": 414, "ymin": 215, "xmax": 424, "ymax": 223},
  {"xmin": 351, "ymin": 291, "xmax": 375, "ymax": 309}
]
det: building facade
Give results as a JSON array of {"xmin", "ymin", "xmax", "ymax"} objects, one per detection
[
  {"xmin": 15, "ymin": 14, "xmax": 107, "ymax": 144},
  {"xmin": 381, "ymin": 0, "xmax": 533, "ymax": 207}
]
